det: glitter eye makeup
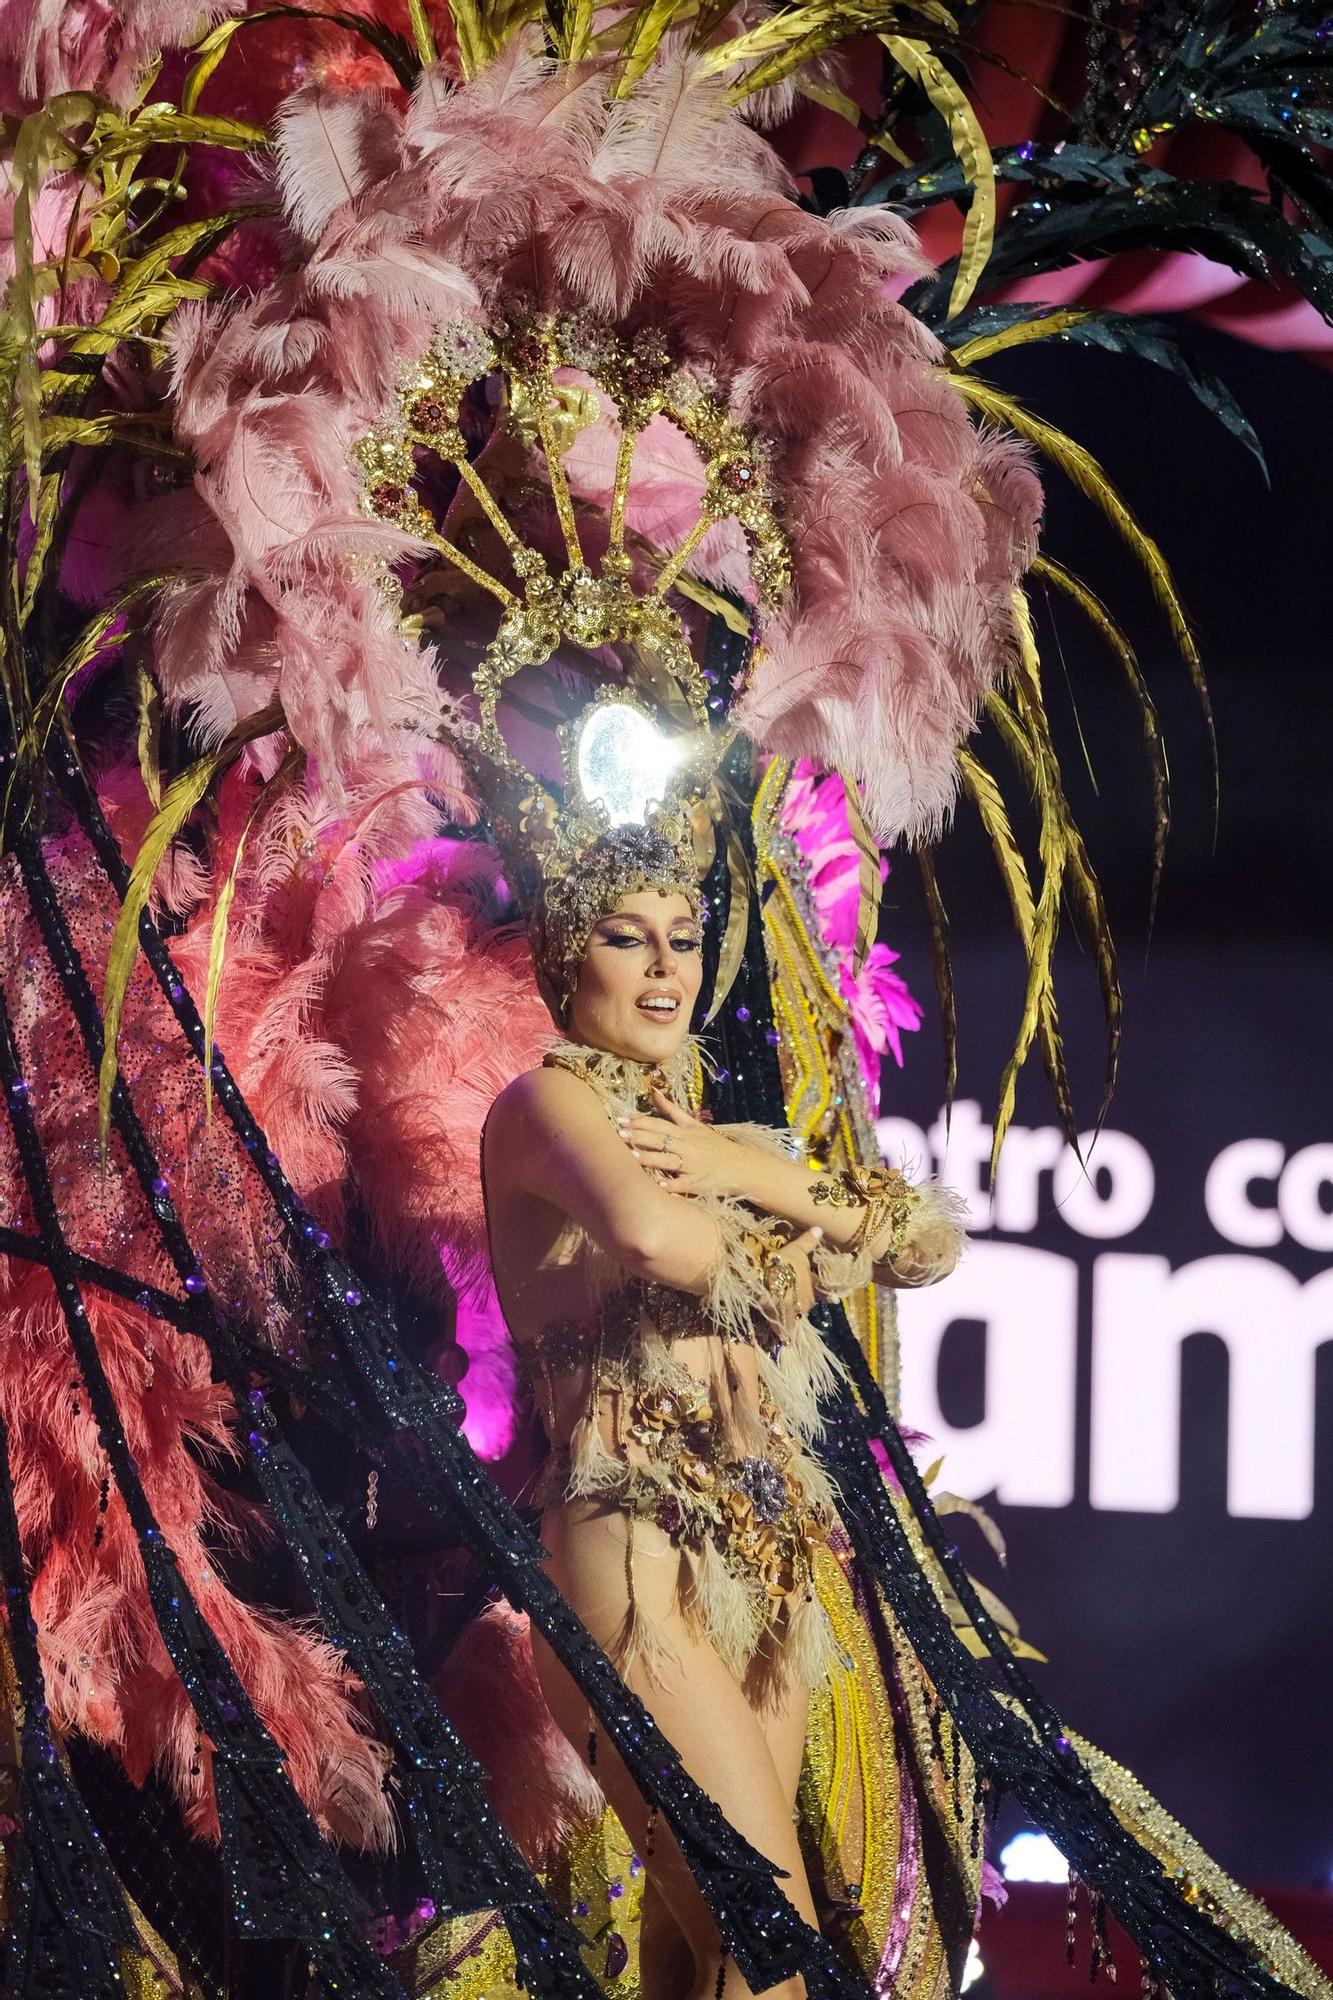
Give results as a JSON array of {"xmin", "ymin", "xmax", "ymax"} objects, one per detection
[{"xmin": 599, "ymin": 923, "xmax": 701, "ymax": 953}]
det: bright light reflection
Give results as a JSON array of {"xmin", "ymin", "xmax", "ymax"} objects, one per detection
[
  {"xmin": 961, "ymin": 1938, "xmax": 985, "ymax": 1990},
  {"xmin": 999, "ymin": 1830, "xmax": 1068, "ymax": 1882},
  {"xmin": 576, "ymin": 703, "xmax": 681, "ymax": 827}
]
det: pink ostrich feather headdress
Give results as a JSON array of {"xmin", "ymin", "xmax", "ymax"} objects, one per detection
[{"xmin": 144, "ymin": 26, "xmax": 1039, "ymax": 846}]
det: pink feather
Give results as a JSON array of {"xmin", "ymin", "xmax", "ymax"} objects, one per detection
[
  {"xmin": 272, "ymin": 86, "xmax": 404, "ymax": 244},
  {"xmin": 0, "ymin": 819, "xmax": 394, "ymax": 1846},
  {"xmin": 0, "ymin": 0, "xmax": 242, "ymax": 109},
  {"xmin": 435, "ymin": 1604, "xmax": 603, "ymax": 1867}
]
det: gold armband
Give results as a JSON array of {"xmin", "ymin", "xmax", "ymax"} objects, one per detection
[{"xmin": 811, "ymin": 1164, "xmax": 921, "ymax": 1264}]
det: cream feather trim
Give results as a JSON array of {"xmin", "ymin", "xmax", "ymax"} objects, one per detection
[
  {"xmin": 785, "ymin": 1585, "xmax": 837, "ymax": 1691},
  {"xmin": 755, "ymin": 1321, "xmax": 844, "ymax": 1446},
  {"xmin": 698, "ymin": 1187, "xmax": 774, "ymax": 1344},
  {"xmin": 686, "ymin": 1533, "xmax": 767, "ymax": 1677},
  {"xmin": 609, "ymin": 1604, "xmax": 680, "ymax": 1686},
  {"xmin": 879, "ymin": 1177, "xmax": 969, "ymax": 1284},
  {"xmin": 810, "ymin": 1239, "xmax": 871, "ymax": 1300},
  {"xmin": 566, "ymin": 1412, "xmax": 630, "ymax": 1498},
  {"xmin": 744, "ymin": 1584, "xmax": 838, "ymax": 1713},
  {"xmin": 793, "ymin": 1449, "xmax": 840, "ymax": 1525}
]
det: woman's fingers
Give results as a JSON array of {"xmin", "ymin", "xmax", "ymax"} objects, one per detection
[
  {"xmin": 620, "ymin": 1132, "xmax": 687, "ymax": 1175},
  {"xmin": 785, "ymin": 1225, "xmax": 824, "ymax": 1256},
  {"xmin": 617, "ymin": 1114, "xmax": 680, "ymax": 1152}
]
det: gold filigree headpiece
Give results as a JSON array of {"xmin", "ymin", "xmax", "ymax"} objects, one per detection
[{"xmin": 354, "ymin": 312, "xmax": 791, "ymax": 1020}]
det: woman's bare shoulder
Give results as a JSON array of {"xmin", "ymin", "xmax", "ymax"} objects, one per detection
[{"xmin": 488, "ymin": 1061, "xmax": 597, "ymax": 1137}]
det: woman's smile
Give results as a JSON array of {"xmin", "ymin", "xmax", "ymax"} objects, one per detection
[{"xmin": 636, "ymin": 989, "xmax": 683, "ymax": 1021}]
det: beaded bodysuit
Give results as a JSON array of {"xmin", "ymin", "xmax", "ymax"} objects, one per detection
[{"xmin": 510, "ymin": 1040, "xmax": 850, "ymax": 1694}]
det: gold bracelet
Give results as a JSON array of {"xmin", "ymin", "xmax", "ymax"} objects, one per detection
[
  {"xmin": 810, "ymin": 1176, "xmax": 861, "ymax": 1209},
  {"xmin": 811, "ymin": 1164, "xmax": 920, "ymax": 1263}
]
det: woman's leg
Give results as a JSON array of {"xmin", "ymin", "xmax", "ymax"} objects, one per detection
[
  {"xmin": 638, "ymin": 1873, "xmax": 696, "ymax": 2000},
  {"xmin": 532, "ymin": 1504, "xmax": 816, "ymax": 2000},
  {"xmin": 745, "ymin": 1625, "xmax": 812, "ymax": 1808}
]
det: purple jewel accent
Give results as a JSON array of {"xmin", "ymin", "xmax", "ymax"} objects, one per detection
[
  {"xmin": 653, "ymin": 1494, "xmax": 685, "ymax": 1539},
  {"xmin": 151, "ymin": 1175, "xmax": 168, "ymax": 1196},
  {"xmin": 184, "ymin": 1273, "xmax": 206, "ymax": 1295},
  {"xmin": 572, "ymin": 1900, "xmax": 590, "ymax": 1919},
  {"xmin": 735, "ymin": 1456, "xmax": 788, "ymax": 1523},
  {"xmin": 605, "ymin": 1933, "xmax": 629, "ymax": 1978},
  {"xmin": 735, "ymin": 1005, "xmax": 751, "ymax": 1022},
  {"xmin": 344, "ymin": 1288, "xmax": 362, "ymax": 1307},
  {"xmin": 607, "ymin": 1880, "xmax": 624, "ymax": 1899},
  {"xmin": 1055, "ymin": 1733, "xmax": 1073, "ymax": 1755}
]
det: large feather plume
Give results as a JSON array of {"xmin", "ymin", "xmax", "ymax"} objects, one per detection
[
  {"xmin": 0, "ymin": 813, "xmax": 393, "ymax": 1848},
  {"xmin": 174, "ymin": 30, "xmax": 1038, "ymax": 842},
  {"xmin": 166, "ymin": 742, "xmax": 548, "ymax": 1463},
  {"xmin": 0, "ymin": 721, "xmax": 553, "ymax": 1834},
  {"xmin": 0, "ymin": 0, "xmax": 241, "ymax": 109}
]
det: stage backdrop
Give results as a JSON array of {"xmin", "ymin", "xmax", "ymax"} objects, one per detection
[
  {"xmin": 884, "ymin": 938, "xmax": 1331, "ymax": 1886},
  {"xmin": 877, "ymin": 324, "xmax": 1333, "ymax": 1891}
]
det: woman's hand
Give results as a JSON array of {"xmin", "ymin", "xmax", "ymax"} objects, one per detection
[{"xmin": 617, "ymin": 1090, "xmax": 751, "ymax": 1198}]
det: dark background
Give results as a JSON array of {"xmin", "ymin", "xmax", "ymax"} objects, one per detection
[{"xmin": 880, "ymin": 325, "xmax": 1333, "ymax": 1891}]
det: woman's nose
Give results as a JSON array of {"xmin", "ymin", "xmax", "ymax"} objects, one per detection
[{"xmin": 649, "ymin": 941, "xmax": 678, "ymax": 975}]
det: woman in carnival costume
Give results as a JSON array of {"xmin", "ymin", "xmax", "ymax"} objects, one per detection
[
  {"xmin": 0, "ymin": 3, "xmax": 1331, "ymax": 1998},
  {"xmin": 477, "ymin": 692, "xmax": 966, "ymax": 1999}
]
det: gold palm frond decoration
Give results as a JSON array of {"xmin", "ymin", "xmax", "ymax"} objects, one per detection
[{"xmin": 0, "ymin": 85, "xmax": 273, "ymax": 818}]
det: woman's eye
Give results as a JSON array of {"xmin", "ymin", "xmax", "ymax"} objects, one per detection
[
  {"xmin": 671, "ymin": 935, "xmax": 701, "ymax": 953},
  {"xmin": 603, "ymin": 931, "xmax": 646, "ymax": 948}
]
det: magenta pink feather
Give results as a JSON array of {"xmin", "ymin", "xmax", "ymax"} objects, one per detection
[{"xmin": 779, "ymin": 763, "xmax": 924, "ymax": 1111}]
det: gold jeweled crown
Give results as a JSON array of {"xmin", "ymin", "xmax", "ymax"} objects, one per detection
[{"xmin": 353, "ymin": 312, "xmax": 791, "ymax": 1019}]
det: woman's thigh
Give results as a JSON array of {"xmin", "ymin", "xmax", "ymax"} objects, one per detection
[
  {"xmin": 533, "ymin": 1505, "xmax": 817, "ymax": 1995},
  {"xmin": 749, "ymin": 1635, "xmax": 811, "ymax": 1808}
]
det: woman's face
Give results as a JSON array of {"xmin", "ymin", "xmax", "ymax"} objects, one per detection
[{"xmin": 567, "ymin": 891, "xmax": 703, "ymax": 1062}]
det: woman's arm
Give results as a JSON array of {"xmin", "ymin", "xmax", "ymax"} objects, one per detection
[
  {"xmin": 620, "ymin": 1092, "xmax": 963, "ymax": 1287},
  {"xmin": 489, "ymin": 1068, "xmax": 815, "ymax": 1301}
]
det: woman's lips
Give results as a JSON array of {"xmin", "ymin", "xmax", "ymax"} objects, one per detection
[{"xmin": 635, "ymin": 993, "xmax": 681, "ymax": 1018}]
